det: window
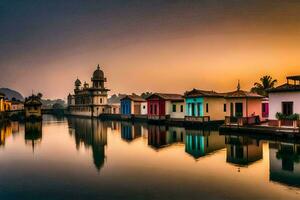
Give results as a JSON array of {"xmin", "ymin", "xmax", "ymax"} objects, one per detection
[
  {"xmin": 180, "ymin": 105, "xmax": 184, "ymax": 112},
  {"xmin": 150, "ymin": 105, "xmax": 153, "ymax": 114},
  {"xmin": 224, "ymin": 104, "xmax": 226, "ymax": 112},
  {"xmin": 206, "ymin": 103, "xmax": 209, "ymax": 113},
  {"xmin": 154, "ymin": 105, "xmax": 157, "ymax": 115},
  {"xmin": 143, "ymin": 105, "xmax": 146, "ymax": 109},
  {"xmin": 282, "ymin": 102, "xmax": 293, "ymax": 116},
  {"xmin": 100, "ymin": 98, "xmax": 102, "ymax": 104},
  {"xmin": 172, "ymin": 104, "xmax": 176, "ymax": 112}
]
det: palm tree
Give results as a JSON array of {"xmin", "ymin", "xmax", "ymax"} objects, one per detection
[{"xmin": 251, "ymin": 75, "xmax": 277, "ymax": 96}]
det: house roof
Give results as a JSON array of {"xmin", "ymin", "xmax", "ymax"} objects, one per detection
[
  {"xmin": 224, "ymin": 90, "xmax": 263, "ymax": 98},
  {"xmin": 24, "ymin": 95, "xmax": 42, "ymax": 106},
  {"xmin": 268, "ymin": 83, "xmax": 300, "ymax": 93},
  {"xmin": 146, "ymin": 93, "xmax": 184, "ymax": 101},
  {"xmin": 121, "ymin": 94, "xmax": 146, "ymax": 102},
  {"xmin": 184, "ymin": 88, "xmax": 223, "ymax": 98},
  {"xmin": 108, "ymin": 94, "xmax": 126, "ymax": 104},
  {"xmin": 287, "ymin": 75, "xmax": 300, "ymax": 81}
]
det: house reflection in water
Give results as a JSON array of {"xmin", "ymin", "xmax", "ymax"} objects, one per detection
[
  {"xmin": 225, "ymin": 135, "xmax": 262, "ymax": 166},
  {"xmin": 185, "ymin": 129, "xmax": 225, "ymax": 160},
  {"xmin": 0, "ymin": 122, "xmax": 13, "ymax": 146},
  {"xmin": 121, "ymin": 122, "xmax": 142, "ymax": 142},
  {"xmin": 148, "ymin": 125, "xmax": 185, "ymax": 149},
  {"xmin": 269, "ymin": 142, "xmax": 300, "ymax": 187},
  {"xmin": 68, "ymin": 118, "xmax": 107, "ymax": 171},
  {"xmin": 25, "ymin": 121, "xmax": 42, "ymax": 151}
]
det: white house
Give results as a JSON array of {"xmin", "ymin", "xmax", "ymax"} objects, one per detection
[{"xmin": 268, "ymin": 75, "xmax": 300, "ymax": 120}]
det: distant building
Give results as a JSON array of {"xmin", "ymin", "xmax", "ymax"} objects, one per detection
[
  {"xmin": 268, "ymin": 76, "xmax": 300, "ymax": 120},
  {"xmin": 11, "ymin": 101, "xmax": 24, "ymax": 111},
  {"xmin": 146, "ymin": 93, "xmax": 184, "ymax": 120},
  {"xmin": 184, "ymin": 89, "xmax": 226, "ymax": 121},
  {"xmin": 67, "ymin": 65, "xmax": 110, "ymax": 117},
  {"xmin": 24, "ymin": 95, "xmax": 42, "ymax": 120},
  {"xmin": 120, "ymin": 94, "xmax": 146, "ymax": 116}
]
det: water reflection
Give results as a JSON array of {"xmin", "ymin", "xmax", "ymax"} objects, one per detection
[
  {"xmin": 1, "ymin": 117, "xmax": 300, "ymax": 199},
  {"xmin": 24, "ymin": 121, "xmax": 42, "ymax": 151},
  {"xmin": 148, "ymin": 125, "xmax": 185, "ymax": 149},
  {"xmin": 185, "ymin": 129, "xmax": 225, "ymax": 159},
  {"xmin": 225, "ymin": 135, "xmax": 263, "ymax": 166},
  {"xmin": 68, "ymin": 117, "xmax": 107, "ymax": 171},
  {"xmin": 269, "ymin": 142, "xmax": 300, "ymax": 187},
  {"xmin": 0, "ymin": 121, "xmax": 20, "ymax": 146},
  {"xmin": 121, "ymin": 122, "xmax": 142, "ymax": 142}
]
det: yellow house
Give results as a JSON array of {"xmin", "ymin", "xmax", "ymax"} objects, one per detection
[
  {"xmin": 24, "ymin": 95, "xmax": 42, "ymax": 120},
  {"xmin": 184, "ymin": 89, "xmax": 226, "ymax": 121},
  {"xmin": 0, "ymin": 92, "xmax": 4, "ymax": 112}
]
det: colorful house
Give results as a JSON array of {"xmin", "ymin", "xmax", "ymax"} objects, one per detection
[
  {"xmin": 184, "ymin": 89, "xmax": 226, "ymax": 121},
  {"xmin": 224, "ymin": 83, "xmax": 264, "ymax": 125},
  {"xmin": 146, "ymin": 93, "xmax": 184, "ymax": 120},
  {"xmin": 268, "ymin": 76, "xmax": 300, "ymax": 127},
  {"xmin": 120, "ymin": 95, "xmax": 146, "ymax": 116},
  {"xmin": 0, "ymin": 92, "xmax": 4, "ymax": 112}
]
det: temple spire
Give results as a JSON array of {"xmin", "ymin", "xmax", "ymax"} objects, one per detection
[{"xmin": 237, "ymin": 80, "xmax": 241, "ymax": 91}]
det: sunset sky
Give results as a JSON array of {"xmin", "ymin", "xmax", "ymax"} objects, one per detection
[{"xmin": 1, "ymin": 0, "xmax": 300, "ymax": 100}]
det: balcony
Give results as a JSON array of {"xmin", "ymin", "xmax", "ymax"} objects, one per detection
[
  {"xmin": 184, "ymin": 116, "xmax": 210, "ymax": 122},
  {"xmin": 148, "ymin": 115, "xmax": 169, "ymax": 120},
  {"xmin": 225, "ymin": 116, "xmax": 260, "ymax": 126}
]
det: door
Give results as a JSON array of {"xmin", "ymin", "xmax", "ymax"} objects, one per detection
[{"xmin": 235, "ymin": 103, "xmax": 243, "ymax": 117}]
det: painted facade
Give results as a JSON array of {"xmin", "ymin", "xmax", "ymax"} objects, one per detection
[
  {"xmin": 184, "ymin": 89, "xmax": 226, "ymax": 121},
  {"xmin": 67, "ymin": 65, "xmax": 110, "ymax": 117},
  {"xmin": 120, "ymin": 95, "xmax": 146, "ymax": 115},
  {"xmin": 224, "ymin": 84, "xmax": 264, "ymax": 121},
  {"xmin": 0, "ymin": 93, "xmax": 4, "ymax": 112},
  {"xmin": 268, "ymin": 76, "xmax": 300, "ymax": 120},
  {"xmin": 146, "ymin": 93, "xmax": 184, "ymax": 120}
]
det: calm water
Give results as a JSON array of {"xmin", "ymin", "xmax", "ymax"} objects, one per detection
[{"xmin": 0, "ymin": 115, "xmax": 299, "ymax": 200}]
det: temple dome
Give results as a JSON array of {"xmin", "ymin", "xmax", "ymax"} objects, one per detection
[
  {"xmin": 92, "ymin": 65, "xmax": 104, "ymax": 80},
  {"xmin": 75, "ymin": 78, "xmax": 81, "ymax": 86}
]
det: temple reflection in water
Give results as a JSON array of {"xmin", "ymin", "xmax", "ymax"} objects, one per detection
[
  {"xmin": 25, "ymin": 121, "xmax": 43, "ymax": 151},
  {"xmin": 185, "ymin": 129, "xmax": 225, "ymax": 159},
  {"xmin": 269, "ymin": 141, "xmax": 300, "ymax": 187},
  {"xmin": 225, "ymin": 135, "xmax": 263, "ymax": 166},
  {"xmin": 68, "ymin": 117, "xmax": 107, "ymax": 171}
]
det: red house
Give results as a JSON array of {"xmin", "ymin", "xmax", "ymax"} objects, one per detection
[{"xmin": 146, "ymin": 93, "xmax": 184, "ymax": 120}]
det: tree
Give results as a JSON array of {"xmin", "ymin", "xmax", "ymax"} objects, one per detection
[{"xmin": 251, "ymin": 75, "xmax": 277, "ymax": 97}]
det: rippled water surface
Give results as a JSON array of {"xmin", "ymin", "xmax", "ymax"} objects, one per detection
[{"xmin": 0, "ymin": 115, "xmax": 299, "ymax": 200}]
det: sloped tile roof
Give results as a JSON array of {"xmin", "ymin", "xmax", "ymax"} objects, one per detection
[
  {"xmin": 268, "ymin": 83, "xmax": 300, "ymax": 93},
  {"xmin": 225, "ymin": 90, "xmax": 263, "ymax": 98},
  {"xmin": 121, "ymin": 94, "xmax": 146, "ymax": 102},
  {"xmin": 184, "ymin": 88, "xmax": 224, "ymax": 98},
  {"xmin": 147, "ymin": 93, "xmax": 184, "ymax": 101}
]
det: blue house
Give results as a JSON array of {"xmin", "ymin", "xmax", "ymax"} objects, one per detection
[
  {"xmin": 120, "ymin": 95, "xmax": 146, "ymax": 116},
  {"xmin": 184, "ymin": 89, "xmax": 226, "ymax": 121}
]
